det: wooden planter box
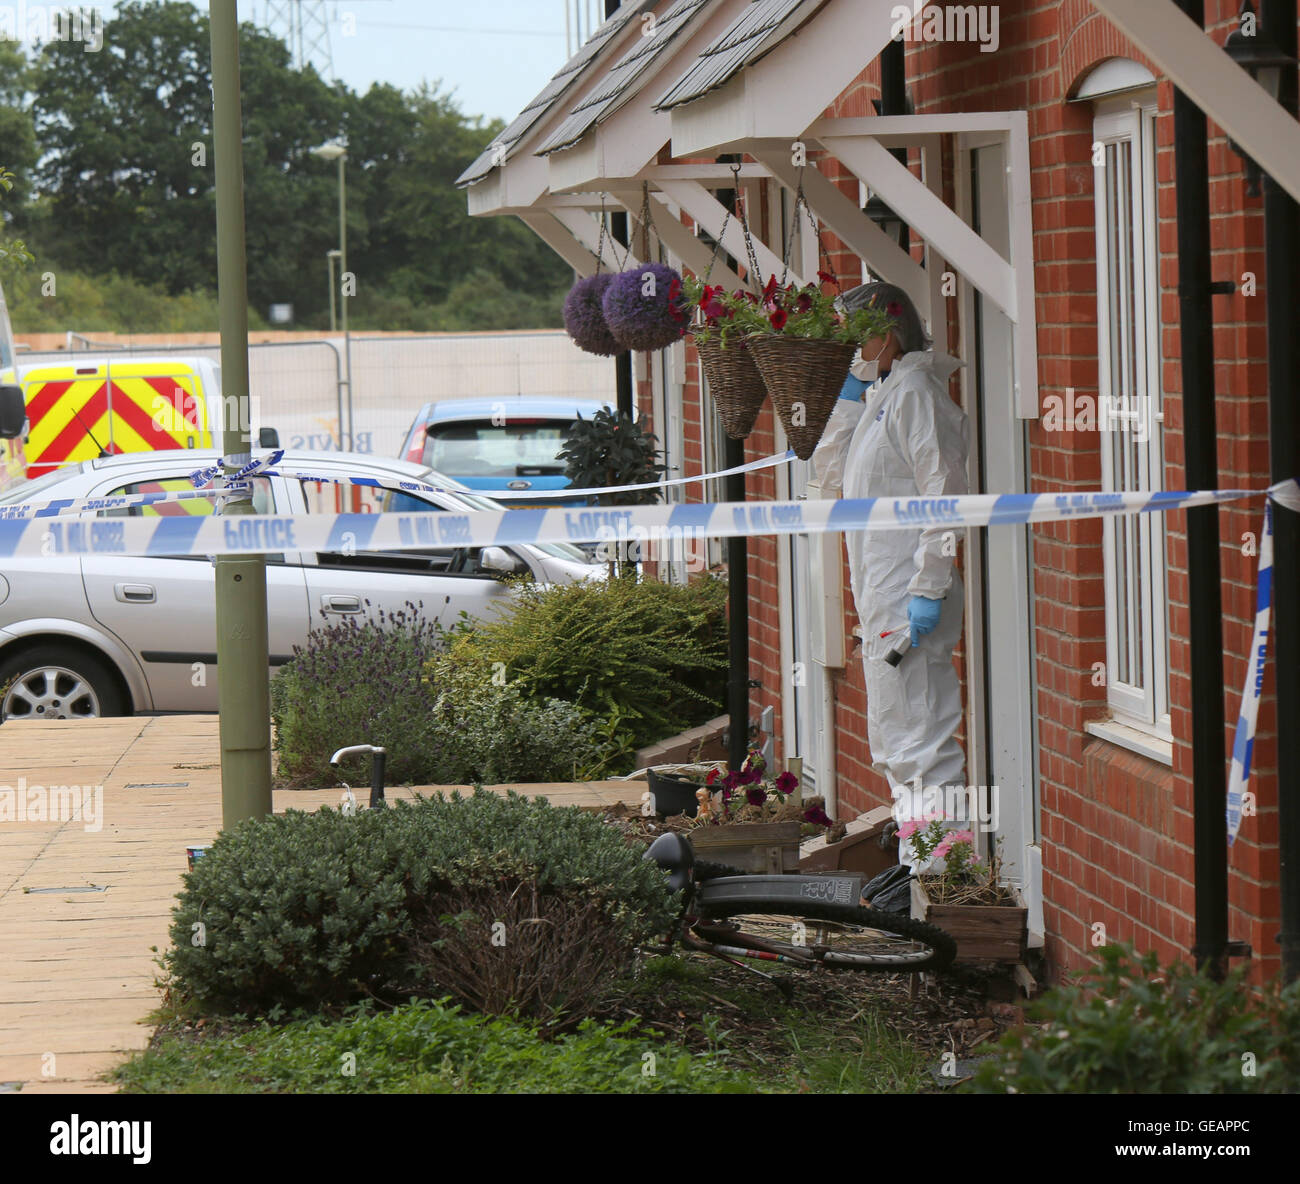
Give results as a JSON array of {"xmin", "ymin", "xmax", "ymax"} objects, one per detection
[
  {"xmin": 690, "ymin": 822, "xmax": 801, "ymax": 874},
  {"xmin": 911, "ymin": 877, "xmax": 1028, "ymax": 963}
]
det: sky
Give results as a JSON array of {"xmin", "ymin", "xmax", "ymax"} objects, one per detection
[{"xmin": 104, "ymin": 1, "xmax": 608, "ymax": 124}]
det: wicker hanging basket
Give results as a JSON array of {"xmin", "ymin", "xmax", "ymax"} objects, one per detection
[
  {"xmin": 695, "ymin": 336, "xmax": 767, "ymax": 440},
  {"xmin": 744, "ymin": 335, "xmax": 857, "ymax": 460}
]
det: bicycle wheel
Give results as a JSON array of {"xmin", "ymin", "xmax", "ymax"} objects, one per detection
[{"xmin": 695, "ymin": 878, "xmax": 956, "ymax": 972}]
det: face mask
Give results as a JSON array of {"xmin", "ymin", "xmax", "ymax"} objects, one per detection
[{"xmin": 850, "ymin": 340, "xmax": 889, "ymax": 384}]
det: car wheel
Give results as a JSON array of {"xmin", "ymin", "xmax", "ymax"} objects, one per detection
[{"xmin": 0, "ymin": 646, "xmax": 128, "ymax": 720}]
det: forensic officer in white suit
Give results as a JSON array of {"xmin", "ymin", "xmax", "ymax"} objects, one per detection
[{"xmin": 812, "ymin": 282, "xmax": 971, "ymax": 865}]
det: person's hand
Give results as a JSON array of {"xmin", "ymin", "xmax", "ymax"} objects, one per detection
[{"xmin": 907, "ymin": 596, "xmax": 942, "ymax": 645}]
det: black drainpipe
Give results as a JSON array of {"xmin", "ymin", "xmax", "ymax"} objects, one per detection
[
  {"xmin": 607, "ymin": 0, "xmax": 634, "ymax": 419},
  {"xmin": 1174, "ymin": 0, "xmax": 1230, "ymax": 976},
  {"xmin": 1261, "ymin": 0, "xmax": 1300, "ymax": 984},
  {"xmin": 716, "ymin": 161, "xmax": 752, "ymax": 770},
  {"xmin": 879, "ymin": 35, "xmax": 910, "ymax": 253}
]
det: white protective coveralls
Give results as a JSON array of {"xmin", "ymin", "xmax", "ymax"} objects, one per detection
[{"xmin": 812, "ymin": 350, "xmax": 970, "ymax": 847}]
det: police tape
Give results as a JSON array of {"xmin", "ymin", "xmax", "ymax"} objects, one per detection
[
  {"xmin": 1227, "ymin": 501, "xmax": 1273, "ymax": 845},
  {"xmin": 1, "ymin": 480, "xmax": 1294, "ymax": 561},
  {"xmin": 0, "ymin": 449, "xmax": 795, "ymax": 522},
  {"xmin": 253, "ymin": 449, "xmax": 795, "ymax": 501},
  {"xmin": 0, "ymin": 485, "xmax": 252, "ymax": 522}
]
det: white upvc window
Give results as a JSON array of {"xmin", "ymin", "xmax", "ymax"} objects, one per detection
[{"xmin": 1092, "ymin": 95, "xmax": 1171, "ymax": 739}]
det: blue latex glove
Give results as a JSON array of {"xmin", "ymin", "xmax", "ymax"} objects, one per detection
[{"xmin": 907, "ymin": 596, "xmax": 942, "ymax": 646}]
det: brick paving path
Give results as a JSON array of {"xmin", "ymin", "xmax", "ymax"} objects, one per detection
[{"xmin": 0, "ymin": 715, "xmax": 635, "ymax": 1093}]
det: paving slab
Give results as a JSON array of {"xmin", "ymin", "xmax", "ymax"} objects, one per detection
[{"xmin": 0, "ymin": 714, "xmax": 638, "ymax": 1093}]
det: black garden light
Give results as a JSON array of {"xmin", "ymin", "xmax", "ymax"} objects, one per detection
[{"xmin": 1223, "ymin": 1, "xmax": 1296, "ymax": 194}]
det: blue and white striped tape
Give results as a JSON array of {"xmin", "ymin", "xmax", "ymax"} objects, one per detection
[
  {"xmin": 0, "ymin": 481, "xmax": 1293, "ymax": 561},
  {"xmin": 0, "ymin": 485, "xmax": 251, "ymax": 521},
  {"xmin": 1227, "ymin": 501, "xmax": 1274, "ymax": 845},
  {"xmin": 265, "ymin": 449, "xmax": 795, "ymax": 501},
  {"xmin": 0, "ymin": 449, "xmax": 793, "ymax": 522}
]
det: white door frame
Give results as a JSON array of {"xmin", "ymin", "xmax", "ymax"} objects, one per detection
[{"xmin": 954, "ymin": 132, "xmax": 1040, "ymax": 915}]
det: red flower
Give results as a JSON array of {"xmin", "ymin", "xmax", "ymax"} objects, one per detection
[
  {"xmin": 804, "ymin": 804, "xmax": 833, "ymax": 827},
  {"xmin": 745, "ymin": 786, "xmax": 767, "ymax": 807},
  {"xmin": 818, "ymin": 269, "xmax": 837, "ymax": 285},
  {"xmin": 769, "ymin": 308, "xmax": 788, "ymax": 331},
  {"xmin": 762, "ymin": 274, "xmax": 779, "ymax": 301},
  {"xmin": 795, "ymin": 291, "xmax": 813, "ymax": 314},
  {"xmin": 701, "ymin": 291, "xmax": 727, "ymax": 321},
  {"xmin": 886, "ymin": 300, "xmax": 903, "ymax": 317},
  {"xmin": 706, "ymin": 768, "xmax": 719, "ymax": 785},
  {"xmin": 775, "ymin": 771, "xmax": 798, "ymax": 795}
]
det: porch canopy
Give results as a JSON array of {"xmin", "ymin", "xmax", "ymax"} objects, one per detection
[{"xmin": 459, "ymin": 0, "xmax": 1041, "ymax": 416}]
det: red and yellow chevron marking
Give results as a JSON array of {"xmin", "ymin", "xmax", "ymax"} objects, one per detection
[
  {"xmin": 24, "ymin": 365, "xmax": 212, "ymax": 478},
  {"xmin": 128, "ymin": 478, "xmax": 215, "ymax": 518}
]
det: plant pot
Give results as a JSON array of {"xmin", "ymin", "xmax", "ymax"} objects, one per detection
[
  {"xmin": 694, "ymin": 336, "xmax": 767, "ymax": 440},
  {"xmin": 744, "ymin": 335, "xmax": 857, "ymax": 460},
  {"xmin": 646, "ymin": 768, "xmax": 704, "ymax": 818},
  {"xmin": 690, "ymin": 821, "xmax": 801, "ymax": 874},
  {"xmin": 910, "ymin": 877, "xmax": 1028, "ymax": 963}
]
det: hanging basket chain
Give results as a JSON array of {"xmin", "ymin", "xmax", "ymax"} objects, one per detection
[
  {"xmin": 732, "ymin": 165, "xmax": 765, "ymax": 296},
  {"xmin": 637, "ymin": 181, "xmax": 653, "ymax": 262},
  {"xmin": 702, "ymin": 184, "xmax": 733, "ymax": 288},
  {"xmin": 780, "ymin": 166, "xmax": 833, "ymax": 288},
  {"xmin": 594, "ymin": 197, "xmax": 609, "ymax": 275}
]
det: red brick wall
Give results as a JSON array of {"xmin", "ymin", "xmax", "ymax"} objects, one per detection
[{"xmin": 641, "ymin": 0, "xmax": 1281, "ymax": 983}]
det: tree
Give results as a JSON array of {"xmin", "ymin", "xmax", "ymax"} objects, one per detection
[
  {"xmin": 21, "ymin": 0, "xmax": 573, "ymax": 331},
  {"xmin": 30, "ymin": 1, "xmax": 344, "ymax": 319}
]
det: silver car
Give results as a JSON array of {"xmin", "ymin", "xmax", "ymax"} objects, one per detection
[{"xmin": 0, "ymin": 449, "xmax": 601, "ymax": 719}]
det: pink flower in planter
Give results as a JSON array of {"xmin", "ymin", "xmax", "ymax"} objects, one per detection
[
  {"xmin": 949, "ymin": 830, "xmax": 975, "ymax": 846},
  {"xmin": 897, "ymin": 820, "xmax": 921, "ymax": 841}
]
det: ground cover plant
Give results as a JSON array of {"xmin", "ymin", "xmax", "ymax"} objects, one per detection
[
  {"xmin": 120, "ymin": 953, "xmax": 1008, "ymax": 1094},
  {"xmin": 970, "ymin": 943, "xmax": 1300, "ymax": 1093},
  {"xmin": 429, "ymin": 574, "xmax": 729, "ymax": 752},
  {"xmin": 270, "ymin": 603, "xmax": 617, "ymax": 787}
]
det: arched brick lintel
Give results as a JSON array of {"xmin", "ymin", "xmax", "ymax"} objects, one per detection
[{"xmin": 1060, "ymin": 6, "xmax": 1162, "ymax": 100}]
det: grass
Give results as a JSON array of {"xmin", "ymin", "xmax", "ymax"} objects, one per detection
[{"xmin": 113, "ymin": 954, "xmax": 959, "ymax": 1094}]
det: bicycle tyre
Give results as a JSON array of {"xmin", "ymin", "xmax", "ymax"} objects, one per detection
[
  {"xmin": 695, "ymin": 880, "xmax": 956, "ymax": 973},
  {"xmin": 694, "ymin": 859, "xmax": 747, "ymax": 882}
]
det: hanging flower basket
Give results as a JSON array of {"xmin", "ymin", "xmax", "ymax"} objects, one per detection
[
  {"xmin": 563, "ymin": 273, "xmax": 621, "ymax": 357},
  {"xmin": 744, "ymin": 335, "xmax": 857, "ymax": 460},
  {"xmin": 601, "ymin": 263, "xmax": 688, "ymax": 352},
  {"xmin": 694, "ymin": 336, "xmax": 767, "ymax": 440}
]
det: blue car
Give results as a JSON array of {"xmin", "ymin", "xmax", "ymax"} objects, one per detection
[{"xmin": 399, "ymin": 397, "xmax": 616, "ymax": 507}]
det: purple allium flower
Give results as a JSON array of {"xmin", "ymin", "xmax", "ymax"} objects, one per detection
[
  {"xmin": 601, "ymin": 264, "xmax": 687, "ymax": 351},
  {"xmin": 563, "ymin": 273, "xmax": 621, "ymax": 356}
]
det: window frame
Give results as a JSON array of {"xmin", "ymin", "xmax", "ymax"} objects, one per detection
[{"xmin": 1092, "ymin": 93, "xmax": 1171, "ymax": 740}]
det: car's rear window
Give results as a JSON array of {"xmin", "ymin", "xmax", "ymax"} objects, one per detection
[{"xmin": 424, "ymin": 419, "xmax": 573, "ymax": 478}]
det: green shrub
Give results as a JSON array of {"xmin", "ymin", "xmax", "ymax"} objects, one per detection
[
  {"xmin": 165, "ymin": 791, "xmax": 679, "ymax": 1017},
  {"xmin": 970, "ymin": 943, "xmax": 1300, "ymax": 1093},
  {"xmin": 428, "ymin": 574, "xmax": 729, "ymax": 752},
  {"xmin": 270, "ymin": 603, "xmax": 617, "ymax": 787}
]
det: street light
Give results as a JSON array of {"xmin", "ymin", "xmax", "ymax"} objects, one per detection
[
  {"xmin": 311, "ymin": 140, "xmax": 353, "ymax": 449},
  {"xmin": 326, "ymin": 248, "xmax": 341, "ymax": 333},
  {"xmin": 1223, "ymin": 1, "xmax": 1296, "ymax": 194}
]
